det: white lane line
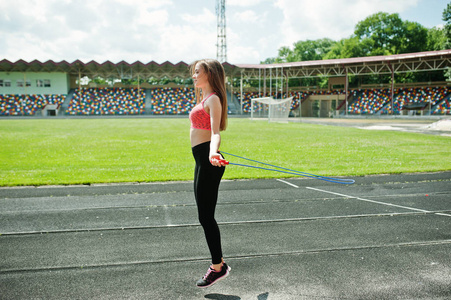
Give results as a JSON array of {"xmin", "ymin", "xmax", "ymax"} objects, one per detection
[
  {"xmin": 435, "ymin": 213, "xmax": 451, "ymax": 217},
  {"xmin": 276, "ymin": 179, "xmax": 299, "ymax": 188},
  {"xmin": 163, "ymin": 205, "xmax": 173, "ymax": 226},
  {"xmin": 306, "ymin": 187, "xmax": 430, "ymax": 213}
]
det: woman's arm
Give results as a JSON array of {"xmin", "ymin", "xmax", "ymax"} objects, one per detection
[{"xmin": 207, "ymin": 95, "xmax": 224, "ymax": 167}]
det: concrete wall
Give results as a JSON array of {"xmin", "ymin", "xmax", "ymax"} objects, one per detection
[{"xmin": 0, "ymin": 72, "xmax": 70, "ymax": 95}]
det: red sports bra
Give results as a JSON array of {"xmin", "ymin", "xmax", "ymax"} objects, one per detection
[{"xmin": 189, "ymin": 93, "xmax": 215, "ymax": 130}]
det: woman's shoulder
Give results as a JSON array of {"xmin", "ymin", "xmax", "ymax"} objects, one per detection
[{"xmin": 204, "ymin": 94, "xmax": 220, "ymax": 106}]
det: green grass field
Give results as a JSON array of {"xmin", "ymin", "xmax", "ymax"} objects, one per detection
[{"xmin": 0, "ymin": 118, "xmax": 450, "ymax": 186}]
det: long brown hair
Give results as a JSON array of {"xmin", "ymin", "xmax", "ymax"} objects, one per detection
[{"xmin": 190, "ymin": 59, "xmax": 228, "ymax": 131}]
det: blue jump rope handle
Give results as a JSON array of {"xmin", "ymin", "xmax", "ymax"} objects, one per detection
[{"xmin": 218, "ymin": 151, "xmax": 355, "ymax": 185}]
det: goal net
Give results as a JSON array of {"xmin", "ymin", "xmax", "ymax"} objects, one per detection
[{"xmin": 251, "ymin": 97, "xmax": 293, "ymax": 122}]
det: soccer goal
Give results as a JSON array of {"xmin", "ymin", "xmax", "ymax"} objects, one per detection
[{"xmin": 251, "ymin": 97, "xmax": 293, "ymax": 123}]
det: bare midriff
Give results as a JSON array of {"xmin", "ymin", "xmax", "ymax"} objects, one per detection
[{"xmin": 190, "ymin": 128, "xmax": 211, "ymax": 148}]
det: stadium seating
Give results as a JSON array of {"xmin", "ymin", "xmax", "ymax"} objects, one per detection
[
  {"xmin": 347, "ymin": 87, "xmax": 451, "ymax": 115},
  {"xmin": 150, "ymin": 87, "xmax": 195, "ymax": 114},
  {"xmin": 432, "ymin": 98, "xmax": 451, "ymax": 115},
  {"xmin": 233, "ymin": 91, "xmax": 259, "ymax": 113},
  {"xmin": 235, "ymin": 90, "xmax": 344, "ymax": 113},
  {"xmin": 379, "ymin": 86, "xmax": 451, "ymax": 114},
  {"xmin": 0, "ymin": 94, "xmax": 66, "ymax": 116},
  {"xmin": 234, "ymin": 87, "xmax": 450, "ymax": 115},
  {"xmin": 2, "ymin": 86, "xmax": 449, "ymax": 117},
  {"xmin": 287, "ymin": 91, "xmax": 308, "ymax": 110},
  {"xmin": 397, "ymin": 87, "xmax": 448, "ymax": 106},
  {"xmin": 234, "ymin": 91, "xmax": 310, "ymax": 113},
  {"xmin": 66, "ymin": 88, "xmax": 145, "ymax": 115},
  {"xmin": 348, "ymin": 89, "xmax": 391, "ymax": 114}
]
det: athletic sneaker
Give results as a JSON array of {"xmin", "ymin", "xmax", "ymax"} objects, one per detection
[{"xmin": 196, "ymin": 263, "xmax": 231, "ymax": 288}]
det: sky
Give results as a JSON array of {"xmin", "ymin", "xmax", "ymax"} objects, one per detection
[{"xmin": 0, "ymin": 0, "xmax": 448, "ymax": 64}]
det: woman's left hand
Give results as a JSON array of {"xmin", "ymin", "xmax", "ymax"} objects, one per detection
[{"xmin": 209, "ymin": 153, "xmax": 226, "ymax": 167}]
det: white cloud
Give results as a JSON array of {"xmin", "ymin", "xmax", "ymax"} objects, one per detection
[
  {"xmin": 181, "ymin": 8, "xmax": 216, "ymax": 24},
  {"xmin": 156, "ymin": 23, "xmax": 217, "ymax": 63},
  {"xmin": 274, "ymin": 0, "xmax": 420, "ymax": 47},
  {"xmin": 0, "ymin": 0, "xmax": 441, "ymax": 65},
  {"xmin": 114, "ymin": 0, "xmax": 172, "ymax": 8},
  {"xmin": 226, "ymin": 22, "xmax": 271, "ymax": 63},
  {"xmin": 136, "ymin": 9, "xmax": 170, "ymax": 27},
  {"xmin": 228, "ymin": 44, "xmax": 262, "ymax": 63},
  {"xmin": 233, "ymin": 10, "xmax": 262, "ymax": 24},
  {"xmin": 0, "ymin": 0, "xmax": 208, "ymax": 63},
  {"xmin": 228, "ymin": 0, "xmax": 267, "ymax": 7}
]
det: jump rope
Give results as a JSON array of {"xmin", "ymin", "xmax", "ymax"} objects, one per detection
[{"xmin": 211, "ymin": 152, "xmax": 355, "ymax": 185}]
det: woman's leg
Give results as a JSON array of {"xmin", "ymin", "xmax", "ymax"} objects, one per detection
[
  {"xmin": 192, "ymin": 142, "xmax": 225, "ymax": 265},
  {"xmin": 192, "ymin": 143, "xmax": 231, "ymax": 288}
]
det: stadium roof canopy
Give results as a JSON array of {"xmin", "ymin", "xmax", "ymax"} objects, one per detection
[
  {"xmin": 1, "ymin": 49, "xmax": 451, "ymax": 80},
  {"xmin": 0, "ymin": 59, "xmax": 241, "ymax": 79},
  {"xmin": 236, "ymin": 49, "xmax": 451, "ymax": 79}
]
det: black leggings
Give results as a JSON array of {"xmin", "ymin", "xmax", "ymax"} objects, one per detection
[{"xmin": 192, "ymin": 141, "xmax": 225, "ymax": 264}]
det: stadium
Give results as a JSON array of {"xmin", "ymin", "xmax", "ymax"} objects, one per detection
[
  {"xmin": 1, "ymin": 49, "xmax": 451, "ymax": 118},
  {"xmin": 1, "ymin": 1, "xmax": 451, "ymax": 299}
]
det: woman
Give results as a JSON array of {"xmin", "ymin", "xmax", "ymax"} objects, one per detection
[{"xmin": 189, "ymin": 59, "xmax": 230, "ymax": 288}]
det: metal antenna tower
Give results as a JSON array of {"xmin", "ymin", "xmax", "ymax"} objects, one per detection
[{"xmin": 216, "ymin": 0, "xmax": 227, "ymax": 63}]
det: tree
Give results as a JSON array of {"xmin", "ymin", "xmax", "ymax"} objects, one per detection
[
  {"xmin": 92, "ymin": 76, "xmax": 108, "ymax": 85},
  {"xmin": 273, "ymin": 46, "xmax": 292, "ymax": 62},
  {"xmin": 292, "ymin": 38, "xmax": 335, "ymax": 61},
  {"xmin": 399, "ymin": 20, "xmax": 429, "ymax": 53},
  {"xmin": 427, "ymin": 27, "xmax": 447, "ymax": 51},
  {"xmin": 442, "ymin": 3, "xmax": 451, "ymax": 81},
  {"xmin": 268, "ymin": 38, "xmax": 336, "ymax": 64},
  {"xmin": 324, "ymin": 36, "xmax": 375, "ymax": 59},
  {"xmin": 260, "ymin": 57, "xmax": 278, "ymax": 64},
  {"xmin": 443, "ymin": 3, "xmax": 451, "ymax": 48},
  {"xmin": 354, "ymin": 12, "xmax": 427, "ymax": 55},
  {"xmin": 261, "ymin": 10, "xmax": 446, "ymax": 83}
]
